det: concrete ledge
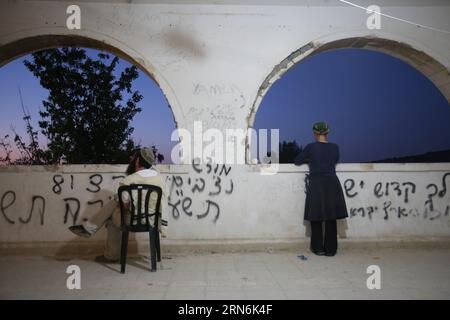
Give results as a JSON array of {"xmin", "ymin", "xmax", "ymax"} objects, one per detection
[
  {"xmin": 1, "ymin": 163, "xmax": 450, "ymax": 174},
  {"xmin": 2, "ymin": 238, "xmax": 450, "ymax": 257},
  {"xmin": 0, "ymin": 164, "xmax": 188, "ymax": 174}
]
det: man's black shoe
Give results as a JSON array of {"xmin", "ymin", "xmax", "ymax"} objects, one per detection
[
  {"xmin": 325, "ymin": 252, "xmax": 336, "ymax": 257},
  {"xmin": 69, "ymin": 225, "xmax": 92, "ymax": 238},
  {"xmin": 313, "ymin": 250, "xmax": 326, "ymax": 256}
]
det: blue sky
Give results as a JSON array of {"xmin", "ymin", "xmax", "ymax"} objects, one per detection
[
  {"xmin": 254, "ymin": 48, "xmax": 450, "ymax": 162},
  {"xmin": 1, "ymin": 47, "xmax": 449, "ymax": 163},
  {"xmin": 0, "ymin": 49, "xmax": 178, "ymax": 163}
]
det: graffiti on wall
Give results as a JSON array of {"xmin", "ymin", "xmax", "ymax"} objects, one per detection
[
  {"xmin": 0, "ymin": 160, "xmax": 235, "ymax": 226},
  {"xmin": 166, "ymin": 158, "xmax": 234, "ymax": 223},
  {"xmin": 0, "ymin": 174, "xmax": 125, "ymax": 226},
  {"xmin": 186, "ymin": 82, "xmax": 246, "ymax": 129},
  {"xmin": 343, "ymin": 173, "xmax": 450, "ymax": 221},
  {"xmin": 1, "ymin": 170, "xmax": 449, "ymax": 228}
]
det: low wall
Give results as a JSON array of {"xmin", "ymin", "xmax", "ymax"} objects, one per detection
[{"xmin": 1, "ymin": 163, "xmax": 449, "ymax": 253}]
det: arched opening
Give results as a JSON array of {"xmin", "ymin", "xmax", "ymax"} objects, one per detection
[
  {"xmin": 249, "ymin": 37, "xmax": 450, "ymax": 164},
  {"xmin": 0, "ymin": 35, "xmax": 178, "ymax": 164}
]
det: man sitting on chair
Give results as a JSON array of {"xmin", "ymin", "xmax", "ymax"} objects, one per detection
[{"xmin": 69, "ymin": 147, "xmax": 168, "ymax": 262}]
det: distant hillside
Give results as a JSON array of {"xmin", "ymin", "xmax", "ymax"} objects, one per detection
[{"xmin": 372, "ymin": 149, "xmax": 450, "ymax": 163}]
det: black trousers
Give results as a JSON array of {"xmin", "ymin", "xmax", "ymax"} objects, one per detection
[{"xmin": 310, "ymin": 220, "xmax": 337, "ymax": 254}]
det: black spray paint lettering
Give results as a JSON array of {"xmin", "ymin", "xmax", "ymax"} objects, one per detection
[
  {"xmin": 206, "ymin": 160, "xmax": 213, "ymax": 174},
  {"xmin": 208, "ymin": 176, "xmax": 221, "ymax": 196},
  {"xmin": 402, "ymin": 182, "xmax": 416, "ymax": 203},
  {"xmin": 379, "ymin": 200, "xmax": 444, "ymax": 221},
  {"xmin": 167, "ymin": 161, "xmax": 234, "ymax": 222},
  {"xmin": 182, "ymin": 197, "xmax": 193, "ymax": 216},
  {"xmin": 374, "ymin": 181, "xmax": 416, "ymax": 203},
  {"xmin": 87, "ymin": 200, "xmax": 104, "ymax": 209},
  {"xmin": 1, "ymin": 190, "xmax": 16, "ymax": 224},
  {"xmin": 350, "ymin": 206, "xmax": 377, "ymax": 220},
  {"xmin": 382, "ymin": 201, "xmax": 394, "ymax": 220},
  {"xmin": 168, "ymin": 175, "xmax": 184, "ymax": 220},
  {"xmin": 382, "ymin": 201, "xmax": 410, "ymax": 220},
  {"xmin": 374, "ymin": 182, "xmax": 383, "ymax": 198},
  {"xmin": 365, "ymin": 206, "xmax": 376, "ymax": 220},
  {"xmin": 192, "ymin": 178, "xmax": 205, "ymax": 193},
  {"xmin": 219, "ymin": 165, "xmax": 231, "ymax": 177},
  {"xmin": 343, "ymin": 179, "xmax": 365, "ymax": 198},
  {"xmin": 169, "ymin": 199, "xmax": 181, "ymax": 220},
  {"xmin": 63, "ymin": 198, "xmax": 80, "ymax": 225},
  {"xmin": 347, "ymin": 178, "xmax": 448, "ymax": 220},
  {"xmin": 192, "ymin": 158, "xmax": 202, "ymax": 174},
  {"xmin": 196, "ymin": 200, "xmax": 220, "ymax": 223},
  {"xmin": 397, "ymin": 206, "xmax": 408, "ymax": 219},
  {"xmin": 424, "ymin": 206, "xmax": 448, "ymax": 221},
  {"xmin": 425, "ymin": 184, "xmax": 438, "ymax": 212},
  {"xmin": 438, "ymin": 172, "xmax": 450, "ymax": 198},
  {"xmin": 169, "ymin": 175, "xmax": 183, "ymax": 197},
  {"xmin": 225, "ymin": 180, "xmax": 234, "ymax": 194},
  {"xmin": 86, "ymin": 174, "xmax": 103, "ymax": 193},
  {"xmin": 344, "ymin": 179, "xmax": 358, "ymax": 198},
  {"xmin": 19, "ymin": 196, "xmax": 45, "ymax": 225},
  {"xmin": 50, "ymin": 173, "xmax": 126, "ymax": 197},
  {"xmin": 53, "ymin": 174, "xmax": 64, "ymax": 194},
  {"xmin": 390, "ymin": 182, "xmax": 402, "ymax": 197}
]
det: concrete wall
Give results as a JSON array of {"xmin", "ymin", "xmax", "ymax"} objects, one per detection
[
  {"xmin": 0, "ymin": 2, "xmax": 449, "ymax": 250},
  {"xmin": 1, "ymin": 164, "xmax": 449, "ymax": 248}
]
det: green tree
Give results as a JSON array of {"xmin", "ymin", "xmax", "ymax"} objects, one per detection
[{"xmin": 23, "ymin": 48, "xmax": 142, "ymax": 164}]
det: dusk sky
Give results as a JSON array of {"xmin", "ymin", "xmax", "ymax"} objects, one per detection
[
  {"xmin": 1, "ymin": 47, "xmax": 449, "ymax": 163},
  {"xmin": 255, "ymin": 48, "xmax": 450, "ymax": 162},
  {"xmin": 0, "ymin": 49, "xmax": 178, "ymax": 163}
]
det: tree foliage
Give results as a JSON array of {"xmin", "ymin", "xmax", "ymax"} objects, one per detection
[{"xmin": 22, "ymin": 48, "xmax": 143, "ymax": 164}]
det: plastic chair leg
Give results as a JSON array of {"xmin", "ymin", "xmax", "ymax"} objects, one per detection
[
  {"xmin": 149, "ymin": 229, "xmax": 157, "ymax": 272},
  {"xmin": 156, "ymin": 231, "xmax": 161, "ymax": 262},
  {"xmin": 120, "ymin": 231, "xmax": 129, "ymax": 274}
]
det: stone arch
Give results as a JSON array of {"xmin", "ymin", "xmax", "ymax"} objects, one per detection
[
  {"xmin": 0, "ymin": 34, "xmax": 183, "ymax": 129},
  {"xmin": 247, "ymin": 36, "xmax": 450, "ymax": 163}
]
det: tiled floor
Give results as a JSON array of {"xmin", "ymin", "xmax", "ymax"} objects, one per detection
[{"xmin": 1, "ymin": 248, "xmax": 449, "ymax": 299}]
